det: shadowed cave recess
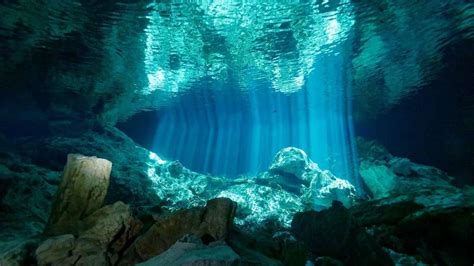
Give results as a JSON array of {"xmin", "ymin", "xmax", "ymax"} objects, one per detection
[{"xmin": 0, "ymin": 0, "xmax": 473, "ymax": 265}]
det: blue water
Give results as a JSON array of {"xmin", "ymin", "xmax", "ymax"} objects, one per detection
[
  {"xmin": 151, "ymin": 43, "xmax": 360, "ymax": 187},
  {"xmin": 0, "ymin": 0, "xmax": 472, "ymax": 186}
]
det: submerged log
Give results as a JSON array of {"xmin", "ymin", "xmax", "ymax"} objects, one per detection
[{"xmin": 44, "ymin": 154, "xmax": 112, "ymax": 235}]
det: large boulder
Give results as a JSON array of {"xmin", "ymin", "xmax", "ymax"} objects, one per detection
[
  {"xmin": 291, "ymin": 201, "xmax": 393, "ymax": 266},
  {"xmin": 122, "ymin": 198, "xmax": 236, "ymax": 264},
  {"xmin": 267, "ymin": 147, "xmax": 356, "ymax": 210},
  {"xmin": 35, "ymin": 201, "xmax": 142, "ymax": 266},
  {"xmin": 269, "ymin": 147, "xmax": 311, "ymax": 182}
]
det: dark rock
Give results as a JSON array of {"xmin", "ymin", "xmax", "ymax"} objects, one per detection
[
  {"xmin": 137, "ymin": 237, "xmax": 240, "ymax": 266},
  {"xmin": 227, "ymin": 228, "xmax": 284, "ymax": 266},
  {"xmin": 313, "ymin": 257, "xmax": 344, "ymax": 266},
  {"xmin": 0, "ymin": 238, "xmax": 40, "ymax": 266},
  {"xmin": 35, "ymin": 201, "xmax": 142, "ymax": 266},
  {"xmin": 350, "ymin": 187, "xmax": 474, "ymax": 265},
  {"xmin": 121, "ymin": 198, "xmax": 236, "ymax": 264},
  {"xmin": 291, "ymin": 201, "xmax": 393, "ymax": 266},
  {"xmin": 0, "ymin": 156, "xmax": 60, "ymax": 240},
  {"xmin": 200, "ymin": 197, "xmax": 236, "ymax": 240}
]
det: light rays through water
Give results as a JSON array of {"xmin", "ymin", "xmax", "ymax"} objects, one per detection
[{"xmin": 150, "ymin": 43, "xmax": 360, "ymax": 189}]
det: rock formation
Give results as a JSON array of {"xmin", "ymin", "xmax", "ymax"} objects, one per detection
[
  {"xmin": 121, "ymin": 198, "xmax": 236, "ymax": 264},
  {"xmin": 291, "ymin": 201, "xmax": 393, "ymax": 265},
  {"xmin": 266, "ymin": 147, "xmax": 356, "ymax": 210},
  {"xmin": 357, "ymin": 137, "xmax": 456, "ymax": 199},
  {"xmin": 1, "ymin": 127, "xmax": 472, "ymax": 265},
  {"xmin": 35, "ymin": 200, "xmax": 143, "ymax": 265}
]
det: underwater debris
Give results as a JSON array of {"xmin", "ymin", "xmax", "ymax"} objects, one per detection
[{"xmin": 44, "ymin": 154, "xmax": 112, "ymax": 236}]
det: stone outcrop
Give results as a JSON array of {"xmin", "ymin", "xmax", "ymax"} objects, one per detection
[
  {"xmin": 8, "ymin": 127, "xmax": 357, "ymax": 233},
  {"xmin": 266, "ymin": 147, "xmax": 356, "ymax": 210},
  {"xmin": 2, "ymin": 128, "xmax": 471, "ymax": 265},
  {"xmin": 35, "ymin": 234, "xmax": 75, "ymax": 265},
  {"xmin": 350, "ymin": 186, "xmax": 474, "ymax": 265},
  {"xmin": 35, "ymin": 201, "xmax": 142, "ymax": 266},
  {"xmin": 121, "ymin": 198, "xmax": 236, "ymax": 264},
  {"xmin": 269, "ymin": 147, "xmax": 312, "ymax": 183},
  {"xmin": 45, "ymin": 154, "xmax": 112, "ymax": 235},
  {"xmin": 357, "ymin": 137, "xmax": 456, "ymax": 199},
  {"xmin": 291, "ymin": 201, "xmax": 393, "ymax": 265},
  {"xmin": 0, "ymin": 152, "xmax": 60, "ymax": 240}
]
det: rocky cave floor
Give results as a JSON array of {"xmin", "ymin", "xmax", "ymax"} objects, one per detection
[{"xmin": 0, "ymin": 126, "xmax": 473, "ymax": 266}]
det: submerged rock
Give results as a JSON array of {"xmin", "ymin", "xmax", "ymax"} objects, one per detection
[
  {"xmin": 267, "ymin": 147, "xmax": 356, "ymax": 210},
  {"xmin": 35, "ymin": 201, "xmax": 142, "ymax": 265},
  {"xmin": 0, "ymin": 238, "xmax": 39, "ymax": 266},
  {"xmin": 12, "ymin": 127, "xmax": 357, "ymax": 233},
  {"xmin": 217, "ymin": 182, "xmax": 303, "ymax": 230},
  {"xmin": 4, "ymin": 126, "xmax": 469, "ymax": 265},
  {"xmin": 291, "ymin": 201, "xmax": 393, "ymax": 266},
  {"xmin": 269, "ymin": 147, "xmax": 312, "ymax": 183},
  {"xmin": 137, "ymin": 236, "xmax": 239, "ymax": 266},
  {"xmin": 35, "ymin": 234, "xmax": 75, "ymax": 265},
  {"xmin": 357, "ymin": 137, "xmax": 456, "ymax": 199},
  {"xmin": 350, "ymin": 186, "xmax": 474, "ymax": 265},
  {"xmin": 0, "ymin": 154, "xmax": 60, "ymax": 240},
  {"xmin": 122, "ymin": 198, "xmax": 236, "ymax": 264}
]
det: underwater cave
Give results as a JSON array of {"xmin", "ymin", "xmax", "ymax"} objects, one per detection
[{"xmin": 0, "ymin": 0, "xmax": 473, "ymax": 265}]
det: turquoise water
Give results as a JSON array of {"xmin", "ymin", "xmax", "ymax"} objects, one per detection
[{"xmin": 0, "ymin": 0, "xmax": 472, "ymax": 183}]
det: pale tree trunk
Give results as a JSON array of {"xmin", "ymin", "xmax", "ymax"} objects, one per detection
[{"xmin": 44, "ymin": 154, "xmax": 112, "ymax": 235}]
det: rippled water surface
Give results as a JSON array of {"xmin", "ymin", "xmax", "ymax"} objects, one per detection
[
  {"xmin": 1, "ymin": 0, "xmax": 471, "ymax": 108},
  {"xmin": 0, "ymin": 0, "xmax": 472, "ymax": 177}
]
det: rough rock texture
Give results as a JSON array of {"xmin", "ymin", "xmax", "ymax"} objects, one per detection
[
  {"xmin": 357, "ymin": 137, "xmax": 456, "ymax": 199},
  {"xmin": 35, "ymin": 201, "xmax": 142, "ymax": 266},
  {"xmin": 45, "ymin": 154, "xmax": 112, "ymax": 235},
  {"xmin": 4, "ymin": 127, "xmax": 355, "ymax": 234},
  {"xmin": 350, "ymin": 186, "xmax": 474, "ymax": 265},
  {"xmin": 35, "ymin": 234, "xmax": 75, "ymax": 265},
  {"xmin": 291, "ymin": 201, "xmax": 393, "ymax": 265},
  {"xmin": 0, "ymin": 238, "xmax": 39, "ymax": 266},
  {"xmin": 267, "ymin": 147, "xmax": 356, "ymax": 210},
  {"xmin": 0, "ymin": 152, "xmax": 60, "ymax": 240},
  {"xmin": 17, "ymin": 127, "xmax": 161, "ymax": 208},
  {"xmin": 217, "ymin": 147, "xmax": 356, "ymax": 230},
  {"xmin": 269, "ymin": 147, "xmax": 312, "ymax": 182},
  {"xmin": 3, "ymin": 127, "xmax": 471, "ymax": 265},
  {"xmin": 122, "ymin": 198, "xmax": 236, "ymax": 264},
  {"xmin": 227, "ymin": 229, "xmax": 309, "ymax": 266},
  {"xmin": 137, "ymin": 236, "xmax": 239, "ymax": 266}
]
